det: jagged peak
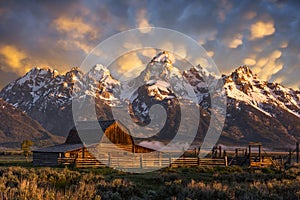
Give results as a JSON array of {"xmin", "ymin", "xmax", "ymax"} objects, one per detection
[
  {"xmin": 86, "ymin": 64, "xmax": 114, "ymax": 82},
  {"xmin": 232, "ymin": 66, "xmax": 255, "ymax": 77},
  {"xmin": 66, "ymin": 67, "xmax": 84, "ymax": 76},
  {"xmin": 150, "ymin": 51, "xmax": 172, "ymax": 64},
  {"xmin": 27, "ymin": 66, "xmax": 59, "ymax": 76},
  {"xmin": 90, "ymin": 64, "xmax": 110, "ymax": 76},
  {"xmin": 93, "ymin": 64, "xmax": 108, "ymax": 72},
  {"xmin": 69, "ymin": 67, "xmax": 82, "ymax": 73}
]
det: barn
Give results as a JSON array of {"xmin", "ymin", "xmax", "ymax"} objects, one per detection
[{"xmin": 32, "ymin": 120, "xmax": 154, "ymax": 167}]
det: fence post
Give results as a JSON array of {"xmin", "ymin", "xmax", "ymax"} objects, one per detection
[
  {"xmin": 219, "ymin": 146, "xmax": 222, "ymax": 158},
  {"xmin": 225, "ymin": 156, "xmax": 228, "ymax": 167},
  {"xmin": 108, "ymin": 152, "xmax": 111, "ymax": 167},
  {"xmin": 159, "ymin": 152, "xmax": 162, "ymax": 166},
  {"xmin": 258, "ymin": 144, "xmax": 262, "ymax": 163},
  {"xmin": 249, "ymin": 144, "xmax": 251, "ymax": 166},
  {"xmin": 140, "ymin": 155, "xmax": 143, "ymax": 169},
  {"xmin": 296, "ymin": 142, "xmax": 299, "ymax": 163}
]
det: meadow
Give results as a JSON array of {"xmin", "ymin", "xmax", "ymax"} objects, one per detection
[
  {"xmin": 0, "ymin": 164, "xmax": 300, "ymax": 200},
  {"xmin": 0, "ymin": 150, "xmax": 300, "ymax": 200}
]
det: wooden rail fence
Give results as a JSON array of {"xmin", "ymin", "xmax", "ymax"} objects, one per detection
[{"xmin": 58, "ymin": 155, "xmax": 228, "ymax": 169}]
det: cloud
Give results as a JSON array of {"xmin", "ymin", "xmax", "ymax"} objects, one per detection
[
  {"xmin": 0, "ymin": 0, "xmax": 300, "ymax": 90},
  {"xmin": 252, "ymin": 50, "xmax": 283, "ymax": 80},
  {"xmin": 216, "ymin": 0, "xmax": 232, "ymax": 22},
  {"xmin": 243, "ymin": 11, "xmax": 257, "ymax": 20},
  {"xmin": 227, "ymin": 34, "xmax": 243, "ymax": 48},
  {"xmin": 115, "ymin": 51, "xmax": 144, "ymax": 78},
  {"xmin": 0, "ymin": 45, "xmax": 26, "ymax": 69},
  {"xmin": 243, "ymin": 58, "xmax": 256, "ymax": 66},
  {"xmin": 57, "ymin": 40, "xmax": 92, "ymax": 54},
  {"xmin": 53, "ymin": 16, "xmax": 98, "ymax": 53},
  {"xmin": 207, "ymin": 51, "xmax": 214, "ymax": 57},
  {"xmin": 250, "ymin": 21, "xmax": 275, "ymax": 40},
  {"xmin": 198, "ymin": 30, "xmax": 217, "ymax": 45},
  {"xmin": 280, "ymin": 41, "xmax": 288, "ymax": 48},
  {"xmin": 136, "ymin": 9, "xmax": 152, "ymax": 33},
  {"xmin": 0, "ymin": 45, "xmax": 31, "ymax": 74},
  {"xmin": 53, "ymin": 16, "xmax": 98, "ymax": 40}
]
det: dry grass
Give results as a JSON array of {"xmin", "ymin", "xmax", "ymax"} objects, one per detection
[{"xmin": 0, "ymin": 166, "xmax": 299, "ymax": 199}]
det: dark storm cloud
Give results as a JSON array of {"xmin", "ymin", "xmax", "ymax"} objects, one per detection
[{"xmin": 0, "ymin": 0, "xmax": 299, "ymax": 89}]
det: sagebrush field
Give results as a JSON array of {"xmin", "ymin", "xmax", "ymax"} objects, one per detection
[{"xmin": 1, "ymin": 165, "xmax": 300, "ymax": 200}]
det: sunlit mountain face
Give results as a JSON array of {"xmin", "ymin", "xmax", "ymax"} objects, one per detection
[{"xmin": 0, "ymin": 1, "xmax": 299, "ymax": 91}]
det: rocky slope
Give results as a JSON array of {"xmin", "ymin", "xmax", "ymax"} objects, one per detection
[{"xmin": 0, "ymin": 98, "xmax": 62, "ymax": 148}]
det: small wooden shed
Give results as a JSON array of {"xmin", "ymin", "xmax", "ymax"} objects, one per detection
[{"xmin": 33, "ymin": 120, "xmax": 154, "ymax": 166}]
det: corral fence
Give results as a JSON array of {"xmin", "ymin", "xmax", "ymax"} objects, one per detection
[{"xmin": 58, "ymin": 153, "xmax": 228, "ymax": 169}]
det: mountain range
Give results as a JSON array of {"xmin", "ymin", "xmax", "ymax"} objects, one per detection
[{"xmin": 0, "ymin": 51, "xmax": 299, "ymax": 149}]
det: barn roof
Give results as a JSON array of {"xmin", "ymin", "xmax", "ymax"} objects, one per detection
[
  {"xmin": 32, "ymin": 143, "xmax": 84, "ymax": 153},
  {"xmin": 65, "ymin": 120, "xmax": 116, "ymax": 144},
  {"xmin": 33, "ymin": 120, "xmax": 155, "ymax": 153}
]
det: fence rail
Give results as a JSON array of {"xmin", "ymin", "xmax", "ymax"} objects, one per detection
[{"xmin": 58, "ymin": 155, "xmax": 228, "ymax": 169}]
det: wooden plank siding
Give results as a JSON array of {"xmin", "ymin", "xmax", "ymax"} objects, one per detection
[{"xmin": 33, "ymin": 152, "xmax": 60, "ymax": 166}]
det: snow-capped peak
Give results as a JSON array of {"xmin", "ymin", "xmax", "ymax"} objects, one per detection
[
  {"xmin": 87, "ymin": 64, "xmax": 111, "ymax": 82},
  {"xmin": 224, "ymin": 65, "xmax": 300, "ymax": 117},
  {"xmin": 231, "ymin": 66, "xmax": 257, "ymax": 81},
  {"xmin": 150, "ymin": 51, "xmax": 172, "ymax": 64}
]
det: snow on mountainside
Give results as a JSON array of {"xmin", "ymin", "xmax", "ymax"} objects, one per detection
[
  {"xmin": 1, "ymin": 65, "xmax": 120, "ymax": 112},
  {"xmin": 0, "ymin": 66, "xmax": 116, "ymax": 136},
  {"xmin": 221, "ymin": 66, "xmax": 300, "ymax": 147},
  {"xmin": 126, "ymin": 51, "xmax": 188, "ymax": 99},
  {"xmin": 0, "ymin": 51, "xmax": 300, "ymax": 148},
  {"xmin": 224, "ymin": 66, "xmax": 300, "ymax": 118}
]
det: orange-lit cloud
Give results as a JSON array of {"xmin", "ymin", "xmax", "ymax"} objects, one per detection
[
  {"xmin": 243, "ymin": 11, "xmax": 257, "ymax": 20},
  {"xmin": 195, "ymin": 57, "xmax": 209, "ymax": 68},
  {"xmin": 136, "ymin": 9, "xmax": 152, "ymax": 33},
  {"xmin": 228, "ymin": 34, "xmax": 243, "ymax": 48},
  {"xmin": 253, "ymin": 50, "xmax": 283, "ymax": 80},
  {"xmin": 140, "ymin": 48, "xmax": 158, "ymax": 58},
  {"xmin": 0, "ymin": 45, "xmax": 31, "ymax": 74},
  {"xmin": 53, "ymin": 16, "xmax": 98, "ymax": 53},
  {"xmin": 116, "ymin": 52, "xmax": 144, "ymax": 78},
  {"xmin": 53, "ymin": 16, "xmax": 97, "ymax": 40},
  {"xmin": 280, "ymin": 41, "xmax": 288, "ymax": 48},
  {"xmin": 198, "ymin": 30, "xmax": 217, "ymax": 45},
  {"xmin": 250, "ymin": 21, "xmax": 275, "ymax": 40},
  {"xmin": 217, "ymin": 0, "xmax": 232, "ymax": 22},
  {"xmin": 57, "ymin": 40, "xmax": 92, "ymax": 54},
  {"xmin": 207, "ymin": 51, "xmax": 214, "ymax": 57},
  {"xmin": 243, "ymin": 58, "xmax": 256, "ymax": 66}
]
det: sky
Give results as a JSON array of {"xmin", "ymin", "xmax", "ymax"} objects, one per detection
[{"xmin": 0, "ymin": 0, "xmax": 299, "ymax": 90}]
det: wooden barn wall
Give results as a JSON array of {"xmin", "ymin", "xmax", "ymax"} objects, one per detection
[
  {"xmin": 33, "ymin": 152, "xmax": 59, "ymax": 166},
  {"xmin": 134, "ymin": 145, "xmax": 154, "ymax": 153},
  {"xmin": 103, "ymin": 123, "xmax": 133, "ymax": 145},
  {"xmin": 64, "ymin": 148, "xmax": 94, "ymax": 158}
]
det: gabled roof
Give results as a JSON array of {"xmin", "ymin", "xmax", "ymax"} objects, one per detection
[
  {"xmin": 33, "ymin": 120, "xmax": 155, "ymax": 153},
  {"xmin": 32, "ymin": 143, "xmax": 84, "ymax": 153},
  {"xmin": 34, "ymin": 120, "xmax": 124, "ymax": 152},
  {"xmin": 65, "ymin": 120, "xmax": 116, "ymax": 144}
]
